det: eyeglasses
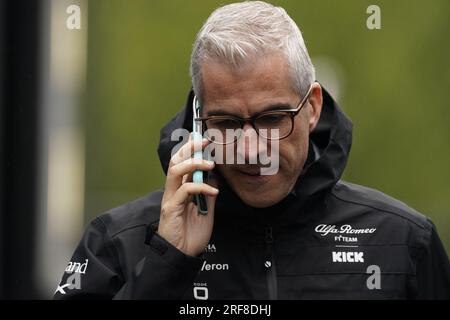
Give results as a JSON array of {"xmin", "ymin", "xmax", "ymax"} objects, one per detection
[{"xmin": 195, "ymin": 84, "xmax": 314, "ymax": 145}]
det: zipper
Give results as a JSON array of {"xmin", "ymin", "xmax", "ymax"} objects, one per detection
[{"xmin": 264, "ymin": 226, "xmax": 278, "ymax": 300}]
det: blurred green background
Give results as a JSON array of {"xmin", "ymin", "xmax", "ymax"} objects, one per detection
[{"xmin": 83, "ymin": 0, "xmax": 450, "ymax": 253}]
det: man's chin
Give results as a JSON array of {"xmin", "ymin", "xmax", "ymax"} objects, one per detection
[
  {"xmin": 234, "ymin": 188, "xmax": 284, "ymax": 208},
  {"xmin": 219, "ymin": 167, "xmax": 288, "ymax": 207}
]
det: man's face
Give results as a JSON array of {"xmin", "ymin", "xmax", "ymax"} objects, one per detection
[{"xmin": 201, "ymin": 53, "xmax": 322, "ymax": 208}]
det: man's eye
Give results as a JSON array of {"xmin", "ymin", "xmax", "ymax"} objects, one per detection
[
  {"xmin": 207, "ymin": 119, "xmax": 239, "ymax": 129},
  {"xmin": 258, "ymin": 114, "xmax": 286, "ymax": 124}
]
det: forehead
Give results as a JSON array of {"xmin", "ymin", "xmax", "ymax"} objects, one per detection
[{"xmin": 201, "ymin": 53, "xmax": 298, "ymax": 115}]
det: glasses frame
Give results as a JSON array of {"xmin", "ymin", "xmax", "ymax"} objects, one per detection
[{"xmin": 195, "ymin": 83, "xmax": 314, "ymax": 145}]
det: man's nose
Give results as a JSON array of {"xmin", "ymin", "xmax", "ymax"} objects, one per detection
[{"xmin": 237, "ymin": 122, "xmax": 266, "ymax": 163}]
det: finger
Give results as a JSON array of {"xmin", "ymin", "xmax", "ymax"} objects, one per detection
[
  {"xmin": 205, "ymin": 191, "xmax": 218, "ymax": 215},
  {"xmin": 171, "ymin": 182, "xmax": 219, "ymax": 208},
  {"xmin": 182, "ymin": 171, "xmax": 193, "ymax": 184},
  {"xmin": 205, "ymin": 170, "xmax": 219, "ymax": 189},
  {"xmin": 185, "ymin": 187, "xmax": 218, "ymax": 233},
  {"xmin": 169, "ymin": 137, "xmax": 210, "ymax": 167},
  {"xmin": 165, "ymin": 159, "xmax": 215, "ymax": 198},
  {"xmin": 186, "ymin": 191, "xmax": 217, "ymax": 231}
]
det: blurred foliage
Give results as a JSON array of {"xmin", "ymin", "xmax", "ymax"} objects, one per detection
[{"xmin": 84, "ymin": 0, "xmax": 450, "ymax": 253}]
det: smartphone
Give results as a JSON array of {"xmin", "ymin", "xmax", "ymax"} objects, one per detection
[{"xmin": 192, "ymin": 95, "xmax": 208, "ymax": 215}]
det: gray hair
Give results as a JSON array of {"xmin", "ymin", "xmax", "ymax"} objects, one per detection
[{"xmin": 190, "ymin": 1, "xmax": 315, "ymax": 101}]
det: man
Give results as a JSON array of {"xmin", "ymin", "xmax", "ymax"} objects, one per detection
[{"xmin": 54, "ymin": 1, "xmax": 449, "ymax": 299}]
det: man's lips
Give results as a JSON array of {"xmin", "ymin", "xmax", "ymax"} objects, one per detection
[{"xmin": 235, "ymin": 166, "xmax": 267, "ymax": 176}]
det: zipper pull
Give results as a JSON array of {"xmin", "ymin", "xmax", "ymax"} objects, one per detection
[{"xmin": 264, "ymin": 226, "xmax": 273, "ymax": 244}]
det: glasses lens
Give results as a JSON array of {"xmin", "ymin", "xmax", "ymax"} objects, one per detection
[
  {"xmin": 255, "ymin": 112, "xmax": 292, "ymax": 139},
  {"xmin": 205, "ymin": 118, "xmax": 241, "ymax": 144}
]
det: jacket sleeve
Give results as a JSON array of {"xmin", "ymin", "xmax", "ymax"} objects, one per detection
[
  {"xmin": 414, "ymin": 220, "xmax": 450, "ymax": 299},
  {"xmin": 53, "ymin": 218, "xmax": 204, "ymax": 300}
]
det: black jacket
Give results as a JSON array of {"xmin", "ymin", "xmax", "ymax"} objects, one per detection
[{"xmin": 54, "ymin": 88, "xmax": 450, "ymax": 300}]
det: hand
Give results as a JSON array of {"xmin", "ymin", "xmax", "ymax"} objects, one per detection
[{"xmin": 157, "ymin": 136, "xmax": 218, "ymax": 257}]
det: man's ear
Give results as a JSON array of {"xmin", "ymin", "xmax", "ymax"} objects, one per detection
[{"xmin": 308, "ymin": 83, "xmax": 323, "ymax": 133}]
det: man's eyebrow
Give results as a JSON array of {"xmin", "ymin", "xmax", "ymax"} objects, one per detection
[{"xmin": 205, "ymin": 103, "xmax": 295, "ymax": 117}]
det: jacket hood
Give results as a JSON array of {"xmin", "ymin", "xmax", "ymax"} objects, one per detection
[{"xmin": 157, "ymin": 86, "xmax": 353, "ymax": 221}]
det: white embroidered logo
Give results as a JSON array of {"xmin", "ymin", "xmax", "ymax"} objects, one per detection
[{"xmin": 332, "ymin": 251, "xmax": 365, "ymax": 263}]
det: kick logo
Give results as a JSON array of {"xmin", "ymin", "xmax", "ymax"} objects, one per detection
[{"xmin": 332, "ymin": 251, "xmax": 364, "ymax": 263}]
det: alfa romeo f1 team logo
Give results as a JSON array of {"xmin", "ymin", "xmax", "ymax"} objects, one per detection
[{"xmin": 315, "ymin": 224, "xmax": 377, "ymax": 237}]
